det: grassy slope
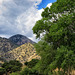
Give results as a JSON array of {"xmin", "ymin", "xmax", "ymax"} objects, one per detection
[{"xmin": 6, "ymin": 43, "xmax": 40, "ymax": 64}]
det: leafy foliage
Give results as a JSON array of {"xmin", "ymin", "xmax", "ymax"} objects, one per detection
[
  {"xmin": 20, "ymin": 67, "xmax": 32, "ymax": 75},
  {"xmin": 24, "ymin": 59, "xmax": 39, "ymax": 68},
  {"xmin": 20, "ymin": 67, "xmax": 42, "ymax": 75},
  {"xmin": 1, "ymin": 60, "xmax": 22, "ymax": 73},
  {"xmin": 0, "ymin": 68, "xmax": 6, "ymax": 75},
  {"xmin": 10, "ymin": 72, "xmax": 19, "ymax": 75},
  {"xmin": 32, "ymin": 0, "xmax": 75, "ymax": 75}
]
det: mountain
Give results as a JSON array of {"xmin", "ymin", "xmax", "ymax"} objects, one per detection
[
  {"xmin": 2, "ymin": 43, "xmax": 40, "ymax": 64},
  {"xmin": 0, "ymin": 35, "xmax": 39, "ymax": 65},
  {"xmin": 0, "ymin": 37, "xmax": 18, "ymax": 53},
  {"xmin": 0, "ymin": 34, "xmax": 35, "ymax": 53},
  {"xmin": 9, "ymin": 34, "xmax": 35, "ymax": 46},
  {"xmin": 0, "ymin": 37, "xmax": 18, "ymax": 66}
]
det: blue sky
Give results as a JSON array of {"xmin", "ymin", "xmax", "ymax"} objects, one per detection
[
  {"xmin": 0, "ymin": 0, "xmax": 57, "ymax": 42},
  {"xmin": 38, "ymin": 0, "xmax": 56, "ymax": 9}
]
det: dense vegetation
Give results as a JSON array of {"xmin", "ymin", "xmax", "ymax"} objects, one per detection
[
  {"xmin": 24, "ymin": 59, "xmax": 39, "ymax": 68},
  {"xmin": 10, "ymin": 59, "xmax": 41, "ymax": 75},
  {"xmin": 0, "ymin": 68, "xmax": 6, "ymax": 75},
  {"xmin": 0, "ymin": 60, "xmax": 22, "ymax": 75},
  {"xmin": 32, "ymin": 0, "xmax": 75, "ymax": 75}
]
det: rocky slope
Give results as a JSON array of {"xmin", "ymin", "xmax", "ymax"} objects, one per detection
[
  {"xmin": 0, "ymin": 34, "xmax": 35, "ymax": 54},
  {"xmin": 3, "ymin": 43, "xmax": 40, "ymax": 64},
  {"xmin": 9, "ymin": 34, "xmax": 35, "ymax": 46},
  {"xmin": 0, "ymin": 35, "xmax": 39, "ymax": 65},
  {"xmin": 0, "ymin": 37, "xmax": 18, "ymax": 65},
  {"xmin": 0, "ymin": 37, "xmax": 18, "ymax": 53}
]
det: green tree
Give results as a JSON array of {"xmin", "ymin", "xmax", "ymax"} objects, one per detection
[
  {"xmin": 34, "ymin": 41, "xmax": 56, "ymax": 74},
  {"xmin": 24, "ymin": 59, "xmax": 39, "ymax": 68},
  {"xmin": 33, "ymin": 0, "xmax": 75, "ymax": 49},
  {"xmin": 20, "ymin": 67, "xmax": 42, "ymax": 75},
  {"xmin": 20, "ymin": 67, "xmax": 32, "ymax": 75},
  {"xmin": 49, "ymin": 46, "xmax": 75, "ymax": 75},
  {"xmin": 10, "ymin": 72, "xmax": 19, "ymax": 75},
  {"xmin": 32, "ymin": 0, "xmax": 75, "ymax": 74},
  {"xmin": 1, "ymin": 60, "xmax": 22, "ymax": 73}
]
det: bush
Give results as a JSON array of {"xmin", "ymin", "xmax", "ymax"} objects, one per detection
[
  {"xmin": 20, "ymin": 67, "xmax": 42, "ymax": 75},
  {"xmin": 11, "ymin": 66, "xmax": 21, "ymax": 72},
  {"xmin": 20, "ymin": 67, "xmax": 32, "ymax": 75},
  {"xmin": 0, "ymin": 68, "xmax": 6, "ymax": 75},
  {"xmin": 9, "ymin": 60, "xmax": 22, "ymax": 67},
  {"xmin": 1, "ymin": 60, "xmax": 22, "ymax": 73},
  {"xmin": 24, "ymin": 59, "xmax": 39, "ymax": 68},
  {"xmin": 10, "ymin": 72, "xmax": 19, "ymax": 75}
]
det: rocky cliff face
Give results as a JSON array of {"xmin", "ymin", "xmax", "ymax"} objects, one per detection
[{"xmin": 9, "ymin": 34, "xmax": 35, "ymax": 46}]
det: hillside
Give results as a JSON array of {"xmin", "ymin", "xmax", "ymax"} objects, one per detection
[
  {"xmin": 3, "ymin": 43, "xmax": 40, "ymax": 64},
  {"xmin": 0, "ymin": 37, "xmax": 18, "ymax": 66},
  {"xmin": 0, "ymin": 37, "xmax": 18, "ymax": 61},
  {"xmin": 9, "ymin": 34, "xmax": 35, "ymax": 46},
  {"xmin": 0, "ymin": 35, "xmax": 39, "ymax": 65},
  {"xmin": 0, "ymin": 37, "xmax": 18, "ymax": 53}
]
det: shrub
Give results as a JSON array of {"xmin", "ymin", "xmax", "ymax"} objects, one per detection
[
  {"xmin": 0, "ymin": 68, "xmax": 6, "ymax": 75},
  {"xmin": 24, "ymin": 59, "xmax": 39, "ymax": 68},
  {"xmin": 20, "ymin": 67, "xmax": 41, "ymax": 75},
  {"xmin": 10, "ymin": 72, "xmax": 19, "ymax": 75},
  {"xmin": 1, "ymin": 60, "xmax": 22, "ymax": 73},
  {"xmin": 20, "ymin": 67, "xmax": 32, "ymax": 75}
]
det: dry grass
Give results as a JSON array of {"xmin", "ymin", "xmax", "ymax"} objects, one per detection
[
  {"xmin": 6, "ymin": 43, "xmax": 40, "ymax": 64},
  {"xmin": 54, "ymin": 68, "xmax": 75, "ymax": 75}
]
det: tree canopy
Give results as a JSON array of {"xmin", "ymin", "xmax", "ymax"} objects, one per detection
[
  {"xmin": 1, "ymin": 60, "xmax": 22, "ymax": 73},
  {"xmin": 32, "ymin": 0, "xmax": 75, "ymax": 75}
]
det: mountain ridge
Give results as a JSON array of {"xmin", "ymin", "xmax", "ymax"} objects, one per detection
[
  {"xmin": 9, "ymin": 34, "xmax": 35, "ymax": 46},
  {"xmin": 0, "ymin": 37, "xmax": 18, "ymax": 52},
  {"xmin": 0, "ymin": 34, "xmax": 39, "ymax": 65}
]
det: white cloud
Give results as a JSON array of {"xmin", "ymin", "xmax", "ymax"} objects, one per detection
[
  {"xmin": 0, "ymin": 0, "xmax": 42, "ymax": 42},
  {"xmin": 0, "ymin": 0, "xmax": 10, "ymax": 4},
  {"xmin": 0, "ymin": 0, "xmax": 2, "ymax": 4},
  {"xmin": 0, "ymin": 0, "xmax": 52, "ymax": 42},
  {"xmin": 47, "ymin": 3, "xmax": 52, "ymax": 8},
  {"xmin": 15, "ymin": 7, "xmax": 43, "ymax": 42}
]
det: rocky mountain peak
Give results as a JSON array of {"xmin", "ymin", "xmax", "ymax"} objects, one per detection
[{"xmin": 9, "ymin": 34, "xmax": 35, "ymax": 46}]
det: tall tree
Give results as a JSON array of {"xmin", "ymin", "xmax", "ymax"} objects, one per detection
[{"xmin": 32, "ymin": 0, "xmax": 75, "ymax": 75}]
